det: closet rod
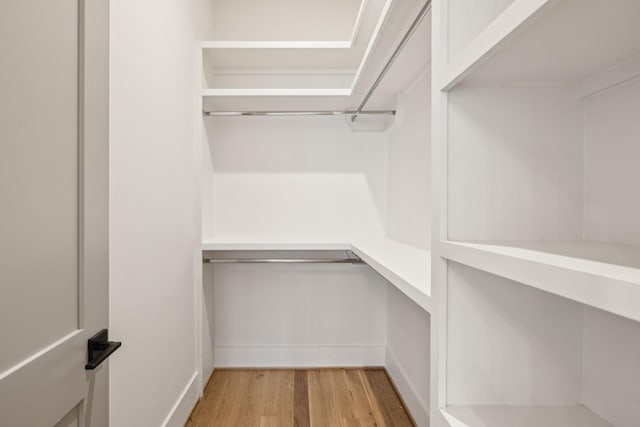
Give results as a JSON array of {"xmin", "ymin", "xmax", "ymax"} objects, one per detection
[
  {"xmin": 351, "ymin": 0, "xmax": 432, "ymax": 122},
  {"xmin": 204, "ymin": 258, "xmax": 365, "ymax": 264},
  {"xmin": 204, "ymin": 110, "xmax": 395, "ymax": 117}
]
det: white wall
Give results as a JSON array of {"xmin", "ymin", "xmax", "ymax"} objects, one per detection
[
  {"xmin": 384, "ymin": 71, "xmax": 432, "ymax": 426},
  {"xmin": 109, "ymin": 1, "xmax": 213, "ymax": 426},
  {"xmin": 581, "ymin": 79, "xmax": 640, "ymax": 427},
  {"xmin": 447, "ymin": 0, "xmax": 514, "ymax": 60},
  {"xmin": 447, "ymin": 84, "xmax": 583, "ymax": 240},
  {"xmin": 205, "ymin": 261, "xmax": 388, "ymax": 373},
  {"xmin": 583, "ymin": 307, "xmax": 640, "ymax": 427},
  {"xmin": 203, "ymin": 116, "xmax": 388, "ymax": 242},
  {"xmin": 386, "ymin": 285, "xmax": 430, "ymax": 426},
  {"xmin": 445, "ymin": 265, "xmax": 640, "ymax": 426},
  {"xmin": 387, "ymin": 71, "xmax": 431, "ymax": 249},
  {"xmin": 584, "ymin": 78, "xmax": 640, "ymax": 245},
  {"xmin": 447, "ymin": 263, "xmax": 583, "ymax": 405}
]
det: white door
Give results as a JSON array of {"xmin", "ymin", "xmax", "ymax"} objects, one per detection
[{"xmin": 0, "ymin": 1, "xmax": 111, "ymax": 426}]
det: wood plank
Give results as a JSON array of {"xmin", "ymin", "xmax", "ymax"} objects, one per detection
[
  {"xmin": 330, "ymin": 370, "xmax": 358, "ymax": 422},
  {"xmin": 294, "ymin": 371, "xmax": 310, "ymax": 427},
  {"xmin": 192, "ymin": 371, "xmax": 228, "ymax": 427},
  {"xmin": 261, "ymin": 371, "xmax": 294, "ymax": 425},
  {"xmin": 344, "ymin": 369, "xmax": 384, "ymax": 426},
  {"xmin": 207, "ymin": 370, "xmax": 254, "ymax": 427},
  {"xmin": 308, "ymin": 369, "xmax": 383, "ymax": 427},
  {"xmin": 308, "ymin": 369, "xmax": 342, "ymax": 426},
  {"xmin": 187, "ymin": 369, "xmax": 413, "ymax": 427},
  {"xmin": 364, "ymin": 370, "xmax": 414, "ymax": 427}
]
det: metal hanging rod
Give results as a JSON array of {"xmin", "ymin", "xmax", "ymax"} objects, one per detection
[
  {"xmin": 204, "ymin": 250, "xmax": 364, "ymax": 265},
  {"xmin": 351, "ymin": 0, "xmax": 432, "ymax": 122},
  {"xmin": 204, "ymin": 258, "xmax": 364, "ymax": 264},
  {"xmin": 204, "ymin": 110, "xmax": 396, "ymax": 117}
]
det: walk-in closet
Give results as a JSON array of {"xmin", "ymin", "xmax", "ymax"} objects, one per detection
[
  {"xmin": 192, "ymin": 0, "xmax": 640, "ymax": 426},
  {"xmin": 2, "ymin": 0, "xmax": 639, "ymax": 426},
  {"xmin": 198, "ymin": 0, "xmax": 433, "ymax": 425}
]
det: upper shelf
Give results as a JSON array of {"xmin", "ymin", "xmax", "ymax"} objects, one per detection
[
  {"xmin": 442, "ymin": 0, "xmax": 640, "ymax": 91},
  {"xmin": 440, "ymin": 240, "xmax": 640, "ymax": 322},
  {"xmin": 206, "ymin": 0, "xmax": 366, "ymax": 44},
  {"xmin": 201, "ymin": 0, "xmax": 431, "ymax": 113},
  {"xmin": 201, "ymin": 0, "xmax": 391, "ymax": 92},
  {"xmin": 203, "ymin": 238, "xmax": 432, "ymax": 313}
]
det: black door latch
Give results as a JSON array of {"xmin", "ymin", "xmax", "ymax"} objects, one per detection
[{"xmin": 85, "ymin": 329, "xmax": 122, "ymax": 370}]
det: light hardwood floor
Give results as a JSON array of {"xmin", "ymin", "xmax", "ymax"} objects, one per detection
[{"xmin": 185, "ymin": 369, "xmax": 415, "ymax": 427}]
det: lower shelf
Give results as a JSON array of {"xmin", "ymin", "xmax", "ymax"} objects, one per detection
[
  {"xmin": 441, "ymin": 405, "xmax": 612, "ymax": 427},
  {"xmin": 202, "ymin": 238, "xmax": 431, "ymax": 312},
  {"xmin": 440, "ymin": 240, "xmax": 640, "ymax": 322}
]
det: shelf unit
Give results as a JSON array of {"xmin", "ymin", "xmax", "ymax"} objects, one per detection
[
  {"xmin": 200, "ymin": 0, "xmax": 431, "ymax": 115},
  {"xmin": 433, "ymin": 0, "xmax": 640, "ymax": 426},
  {"xmin": 203, "ymin": 239, "xmax": 432, "ymax": 313},
  {"xmin": 443, "ymin": 0, "xmax": 549, "ymax": 90},
  {"xmin": 200, "ymin": 0, "xmax": 394, "ymax": 111},
  {"xmin": 197, "ymin": 3, "xmax": 433, "ymax": 424},
  {"xmin": 443, "ymin": 0, "xmax": 640, "ymax": 90},
  {"xmin": 440, "ymin": 240, "xmax": 640, "ymax": 322}
]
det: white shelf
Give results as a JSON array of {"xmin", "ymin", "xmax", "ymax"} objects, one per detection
[
  {"xmin": 201, "ymin": 41, "xmax": 354, "ymax": 49},
  {"xmin": 200, "ymin": 0, "xmax": 432, "ymax": 112},
  {"xmin": 442, "ymin": 0, "xmax": 640, "ymax": 90},
  {"xmin": 201, "ymin": 88, "xmax": 352, "ymax": 97},
  {"xmin": 202, "ymin": 238, "xmax": 431, "ymax": 313},
  {"xmin": 440, "ymin": 240, "xmax": 640, "ymax": 322},
  {"xmin": 200, "ymin": 0, "xmax": 393, "ymax": 99},
  {"xmin": 202, "ymin": 240, "xmax": 350, "ymax": 251},
  {"xmin": 442, "ymin": 0, "xmax": 551, "ymax": 90},
  {"xmin": 350, "ymin": 239, "xmax": 431, "ymax": 313},
  {"xmin": 441, "ymin": 405, "xmax": 612, "ymax": 427}
]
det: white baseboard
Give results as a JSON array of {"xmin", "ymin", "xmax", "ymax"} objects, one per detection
[
  {"xmin": 161, "ymin": 372, "xmax": 199, "ymax": 427},
  {"xmin": 214, "ymin": 345, "xmax": 386, "ymax": 368},
  {"xmin": 385, "ymin": 347, "xmax": 429, "ymax": 427}
]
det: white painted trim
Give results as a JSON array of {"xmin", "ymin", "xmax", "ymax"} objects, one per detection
[
  {"xmin": 432, "ymin": 0, "xmax": 450, "ymax": 416},
  {"xmin": 193, "ymin": 43, "xmax": 205, "ymax": 398},
  {"xmin": 194, "ymin": 246, "xmax": 204, "ymax": 395},
  {"xmin": 209, "ymin": 68, "xmax": 357, "ymax": 76},
  {"xmin": 350, "ymin": 0, "xmax": 395, "ymax": 91},
  {"xmin": 214, "ymin": 345, "xmax": 386, "ymax": 368},
  {"xmin": 577, "ymin": 54, "xmax": 640, "ymax": 98},
  {"xmin": 350, "ymin": 0, "xmax": 369, "ymax": 45},
  {"xmin": 386, "ymin": 347, "xmax": 429, "ymax": 427},
  {"xmin": 202, "ymin": 241, "xmax": 351, "ymax": 251},
  {"xmin": 200, "ymin": 0, "xmax": 369, "ymax": 50},
  {"xmin": 201, "ymin": 88, "xmax": 352, "ymax": 97},
  {"xmin": 201, "ymin": 41, "xmax": 352, "ymax": 49},
  {"xmin": 161, "ymin": 372, "xmax": 199, "ymax": 427},
  {"xmin": 0, "ymin": 330, "xmax": 81, "ymax": 381},
  {"xmin": 441, "ymin": 0, "xmax": 552, "ymax": 91}
]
